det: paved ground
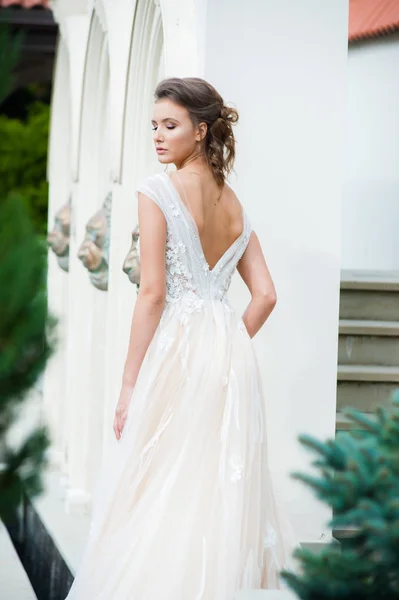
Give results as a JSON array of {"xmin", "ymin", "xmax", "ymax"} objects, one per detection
[{"xmin": 0, "ymin": 520, "xmax": 37, "ymax": 600}]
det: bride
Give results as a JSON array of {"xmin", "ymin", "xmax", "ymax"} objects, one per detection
[{"xmin": 65, "ymin": 76, "xmax": 298, "ymax": 599}]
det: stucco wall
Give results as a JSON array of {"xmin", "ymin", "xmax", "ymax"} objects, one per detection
[{"xmin": 342, "ymin": 32, "xmax": 399, "ymax": 271}]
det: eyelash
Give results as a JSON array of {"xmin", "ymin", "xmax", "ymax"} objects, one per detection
[{"xmin": 152, "ymin": 125, "xmax": 175, "ymax": 131}]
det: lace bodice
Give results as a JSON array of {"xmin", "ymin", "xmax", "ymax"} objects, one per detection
[{"xmin": 135, "ymin": 172, "xmax": 252, "ymax": 323}]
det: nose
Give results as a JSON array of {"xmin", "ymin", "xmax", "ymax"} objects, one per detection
[{"xmin": 153, "ymin": 128, "xmax": 163, "ymax": 144}]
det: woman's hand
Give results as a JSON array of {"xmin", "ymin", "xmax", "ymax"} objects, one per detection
[
  {"xmin": 113, "ymin": 384, "xmax": 134, "ymax": 441},
  {"xmin": 113, "ymin": 401, "xmax": 129, "ymax": 441}
]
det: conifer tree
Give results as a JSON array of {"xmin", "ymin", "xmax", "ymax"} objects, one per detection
[
  {"xmin": 0, "ymin": 21, "xmax": 54, "ymax": 521},
  {"xmin": 281, "ymin": 391, "xmax": 399, "ymax": 600}
]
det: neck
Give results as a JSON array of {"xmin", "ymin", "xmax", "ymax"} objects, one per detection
[{"xmin": 176, "ymin": 150, "xmax": 207, "ymax": 173}]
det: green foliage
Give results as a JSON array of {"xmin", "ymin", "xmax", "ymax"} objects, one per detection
[
  {"xmin": 0, "ymin": 102, "xmax": 50, "ymax": 236},
  {"xmin": 0, "ymin": 194, "xmax": 55, "ymax": 520},
  {"xmin": 0, "ymin": 23, "xmax": 54, "ymax": 520},
  {"xmin": 281, "ymin": 393, "xmax": 399, "ymax": 600}
]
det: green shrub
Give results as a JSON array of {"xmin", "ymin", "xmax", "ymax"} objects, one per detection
[
  {"xmin": 0, "ymin": 102, "xmax": 49, "ymax": 236},
  {"xmin": 282, "ymin": 392, "xmax": 399, "ymax": 600}
]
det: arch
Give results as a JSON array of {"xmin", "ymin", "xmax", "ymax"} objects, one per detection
[
  {"xmin": 121, "ymin": 0, "xmax": 164, "ymax": 182},
  {"xmin": 47, "ymin": 36, "xmax": 71, "ymax": 190},
  {"xmin": 77, "ymin": 9, "xmax": 110, "ymax": 183},
  {"xmin": 93, "ymin": 0, "xmax": 107, "ymax": 33}
]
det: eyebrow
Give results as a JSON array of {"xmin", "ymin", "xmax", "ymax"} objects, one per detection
[{"xmin": 151, "ymin": 118, "xmax": 180, "ymax": 124}]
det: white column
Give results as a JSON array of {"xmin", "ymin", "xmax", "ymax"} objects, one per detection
[
  {"xmin": 101, "ymin": 0, "xmax": 136, "ymax": 183},
  {"xmin": 63, "ymin": 15, "xmax": 110, "ymax": 514},
  {"xmin": 203, "ymin": 0, "xmax": 349, "ymax": 542},
  {"xmin": 102, "ymin": 0, "xmax": 165, "ymax": 454},
  {"xmin": 42, "ymin": 38, "xmax": 71, "ymax": 471},
  {"xmin": 44, "ymin": 9, "xmax": 91, "ymax": 502}
]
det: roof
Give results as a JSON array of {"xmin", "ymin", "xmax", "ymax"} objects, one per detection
[
  {"xmin": 349, "ymin": 0, "xmax": 399, "ymax": 42},
  {"xmin": 0, "ymin": 0, "xmax": 50, "ymax": 8},
  {"xmin": 2, "ymin": 0, "xmax": 399, "ymax": 41}
]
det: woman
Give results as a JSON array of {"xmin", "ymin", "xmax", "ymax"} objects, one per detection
[{"xmin": 65, "ymin": 77, "xmax": 298, "ymax": 599}]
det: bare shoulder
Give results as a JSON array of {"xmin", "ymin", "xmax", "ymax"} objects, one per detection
[
  {"xmin": 224, "ymin": 182, "xmax": 239, "ymax": 202},
  {"xmin": 223, "ymin": 182, "xmax": 243, "ymax": 215}
]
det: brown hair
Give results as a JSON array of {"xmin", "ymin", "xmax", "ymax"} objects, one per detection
[{"xmin": 154, "ymin": 77, "xmax": 238, "ymax": 187}]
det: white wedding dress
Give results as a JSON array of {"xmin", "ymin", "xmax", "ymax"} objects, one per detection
[{"xmin": 65, "ymin": 171, "xmax": 298, "ymax": 599}]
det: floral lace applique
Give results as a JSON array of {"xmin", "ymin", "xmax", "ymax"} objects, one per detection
[
  {"xmin": 230, "ymin": 454, "xmax": 244, "ymax": 482},
  {"xmin": 157, "ymin": 330, "xmax": 174, "ymax": 354},
  {"xmin": 169, "ymin": 203, "xmax": 182, "ymax": 218},
  {"xmin": 136, "ymin": 178, "xmax": 253, "ymax": 322},
  {"xmin": 218, "ymin": 268, "xmax": 235, "ymax": 302},
  {"xmin": 263, "ymin": 524, "xmax": 277, "ymax": 548},
  {"xmin": 165, "ymin": 233, "xmax": 204, "ymax": 323}
]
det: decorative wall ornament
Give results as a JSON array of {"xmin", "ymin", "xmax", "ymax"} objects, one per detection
[
  {"xmin": 47, "ymin": 198, "xmax": 71, "ymax": 272},
  {"xmin": 122, "ymin": 224, "xmax": 140, "ymax": 290},
  {"xmin": 78, "ymin": 192, "xmax": 112, "ymax": 291}
]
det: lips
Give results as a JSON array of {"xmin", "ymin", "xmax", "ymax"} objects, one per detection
[{"xmin": 156, "ymin": 148, "xmax": 167, "ymax": 152}]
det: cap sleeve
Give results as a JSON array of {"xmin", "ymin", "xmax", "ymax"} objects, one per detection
[{"xmin": 135, "ymin": 174, "xmax": 165, "ymax": 217}]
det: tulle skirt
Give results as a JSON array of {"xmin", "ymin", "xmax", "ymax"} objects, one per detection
[{"xmin": 65, "ymin": 300, "xmax": 298, "ymax": 599}]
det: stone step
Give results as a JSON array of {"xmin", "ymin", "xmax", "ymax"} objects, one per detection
[
  {"xmin": 340, "ymin": 270, "xmax": 399, "ymax": 322},
  {"xmin": 340, "ymin": 290, "xmax": 399, "ymax": 321},
  {"xmin": 335, "ymin": 411, "xmax": 377, "ymax": 431},
  {"xmin": 340, "ymin": 270, "xmax": 399, "ymax": 291},
  {"xmin": 339, "ymin": 319, "xmax": 399, "ymax": 337},
  {"xmin": 337, "ymin": 365, "xmax": 399, "ymax": 413},
  {"xmin": 338, "ymin": 320, "xmax": 399, "ymax": 366},
  {"xmin": 0, "ymin": 520, "xmax": 37, "ymax": 599},
  {"xmin": 339, "ymin": 332, "xmax": 399, "ymax": 367},
  {"xmin": 337, "ymin": 379, "xmax": 398, "ymax": 413},
  {"xmin": 337, "ymin": 365, "xmax": 399, "ymax": 382}
]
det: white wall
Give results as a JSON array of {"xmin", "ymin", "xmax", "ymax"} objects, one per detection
[
  {"xmin": 204, "ymin": 0, "xmax": 349, "ymax": 541},
  {"xmin": 46, "ymin": 0, "xmax": 350, "ymax": 545},
  {"xmin": 342, "ymin": 33, "xmax": 399, "ymax": 271}
]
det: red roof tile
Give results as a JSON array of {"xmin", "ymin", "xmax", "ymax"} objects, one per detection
[
  {"xmin": 0, "ymin": 0, "xmax": 50, "ymax": 8},
  {"xmin": 349, "ymin": 0, "xmax": 399, "ymax": 42}
]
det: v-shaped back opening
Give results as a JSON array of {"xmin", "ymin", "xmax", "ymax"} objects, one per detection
[{"xmin": 163, "ymin": 171, "xmax": 246, "ymax": 274}]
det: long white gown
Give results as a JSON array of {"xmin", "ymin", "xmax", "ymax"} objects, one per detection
[{"xmin": 64, "ymin": 171, "xmax": 298, "ymax": 599}]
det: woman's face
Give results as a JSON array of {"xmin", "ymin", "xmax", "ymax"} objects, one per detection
[{"xmin": 151, "ymin": 98, "xmax": 206, "ymax": 168}]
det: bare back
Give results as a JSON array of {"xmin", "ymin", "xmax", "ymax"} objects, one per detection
[
  {"xmin": 169, "ymin": 170, "xmax": 244, "ymax": 272},
  {"xmin": 137, "ymin": 169, "xmax": 276, "ymax": 327}
]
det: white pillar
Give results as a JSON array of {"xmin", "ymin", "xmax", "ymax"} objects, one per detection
[
  {"xmin": 44, "ymin": 8, "xmax": 92, "ymax": 505},
  {"xmin": 203, "ymin": 0, "xmax": 349, "ymax": 541},
  {"xmin": 42, "ymin": 38, "xmax": 71, "ymax": 471},
  {"xmin": 102, "ymin": 0, "xmax": 165, "ymax": 454},
  {"xmin": 64, "ymin": 15, "xmax": 111, "ymax": 513}
]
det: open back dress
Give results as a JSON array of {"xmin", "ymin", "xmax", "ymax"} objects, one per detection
[{"xmin": 65, "ymin": 170, "xmax": 298, "ymax": 600}]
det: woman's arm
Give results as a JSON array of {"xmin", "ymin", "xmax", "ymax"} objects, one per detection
[
  {"xmin": 236, "ymin": 230, "xmax": 277, "ymax": 339},
  {"xmin": 113, "ymin": 191, "xmax": 167, "ymax": 440}
]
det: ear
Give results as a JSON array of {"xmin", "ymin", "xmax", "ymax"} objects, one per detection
[{"xmin": 196, "ymin": 122, "xmax": 207, "ymax": 142}]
